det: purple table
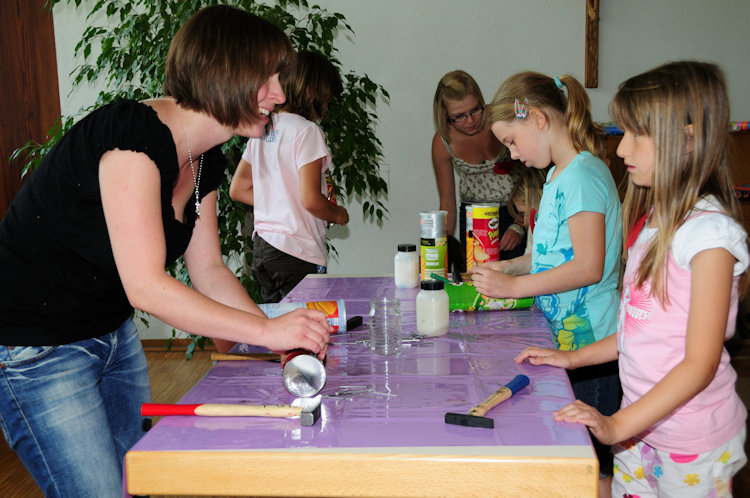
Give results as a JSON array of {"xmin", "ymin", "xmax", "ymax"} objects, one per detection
[{"xmin": 125, "ymin": 275, "xmax": 597, "ymax": 497}]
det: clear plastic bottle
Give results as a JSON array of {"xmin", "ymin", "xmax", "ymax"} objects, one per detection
[
  {"xmin": 416, "ymin": 280, "xmax": 450, "ymax": 337},
  {"xmin": 369, "ymin": 297, "xmax": 403, "ymax": 356},
  {"xmin": 394, "ymin": 243, "xmax": 419, "ymax": 288}
]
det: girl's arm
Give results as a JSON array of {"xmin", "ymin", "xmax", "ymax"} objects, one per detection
[
  {"xmin": 514, "ymin": 333, "xmax": 619, "ymax": 369},
  {"xmin": 556, "ymin": 247, "xmax": 735, "ymax": 445},
  {"xmin": 299, "ymin": 159, "xmax": 349, "ymax": 225},
  {"xmin": 480, "ymin": 253, "xmax": 532, "ymax": 276},
  {"xmin": 100, "ymin": 149, "xmax": 331, "ymax": 355},
  {"xmin": 472, "ymin": 211, "xmax": 605, "ymax": 298},
  {"xmin": 431, "ymin": 132, "xmax": 457, "ymax": 236},
  {"xmin": 228, "ymin": 158, "xmax": 254, "ymax": 206}
]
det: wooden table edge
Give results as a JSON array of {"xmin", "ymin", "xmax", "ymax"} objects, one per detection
[{"xmin": 126, "ymin": 445, "xmax": 598, "ymax": 497}]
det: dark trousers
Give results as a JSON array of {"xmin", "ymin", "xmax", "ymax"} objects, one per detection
[
  {"xmin": 568, "ymin": 360, "xmax": 621, "ymax": 477},
  {"xmin": 252, "ymin": 235, "xmax": 319, "ymax": 303}
]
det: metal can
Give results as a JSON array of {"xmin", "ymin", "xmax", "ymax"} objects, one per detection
[
  {"xmin": 281, "ymin": 349, "xmax": 327, "ymax": 397},
  {"xmin": 465, "ymin": 204, "xmax": 474, "ymax": 272},
  {"xmin": 259, "ymin": 299, "xmax": 347, "ymax": 333},
  {"xmin": 419, "ymin": 210, "xmax": 448, "ymax": 280},
  {"xmin": 472, "ymin": 203, "xmax": 500, "ymax": 265}
]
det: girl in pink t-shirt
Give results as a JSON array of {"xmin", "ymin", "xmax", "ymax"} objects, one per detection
[
  {"xmin": 516, "ymin": 61, "xmax": 748, "ymax": 497},
  {"xmin": 230, "ymin": 50, "xmax": 349, "ymax": 303}
]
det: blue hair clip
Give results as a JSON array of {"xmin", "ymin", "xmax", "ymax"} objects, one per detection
[
  {"xmin": 514, "ymin": 98, "xmax": 529, "ymax": 119},
  {"xmin": 554, "ymin": 76, "xmax": 563, "ymax": 89}
]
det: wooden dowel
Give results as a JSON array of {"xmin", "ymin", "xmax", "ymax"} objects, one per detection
[{"xmin": 210, "ymin": 352, "xmax": 280, "ymax": 362}]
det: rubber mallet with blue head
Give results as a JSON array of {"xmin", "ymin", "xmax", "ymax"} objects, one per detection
[{"xmin": 445, "ymin": 374, "xmax": 530, "ymax": 428}]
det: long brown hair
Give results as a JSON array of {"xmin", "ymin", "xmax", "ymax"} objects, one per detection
[
  {"xmin": 611, "ymin": 60, "xmax": 741, "ymax": 304},
  {"xmin": 163, "ymin": 5, "xmax": 295, "ymax": 128},
  {"xmin": 487, "ymin": 72, "xmax": 606, "ymax": 160}
]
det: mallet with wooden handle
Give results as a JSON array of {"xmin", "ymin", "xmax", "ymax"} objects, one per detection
[
  {"xmin": 445, "ymin": 374, "xmax": 529, "ymax": 428},
  {"xmin": 141, "ymin": 395, "xmax": 322, "ymax": 426}
]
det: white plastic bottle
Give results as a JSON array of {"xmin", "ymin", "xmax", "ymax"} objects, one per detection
[
  {"xmin": 394, "ymin": 243, "xmax": 419, "ymax": 288},
  {"xmin": 416, "ymin": 279, "xmax": 450, "ymax": 336}
]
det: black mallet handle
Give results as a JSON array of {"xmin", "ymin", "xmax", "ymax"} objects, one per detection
[{"xmin": 445, "ymin": 374, "xmax": 530, "ymax": 428}]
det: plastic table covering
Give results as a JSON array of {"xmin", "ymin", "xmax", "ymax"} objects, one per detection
[{"xmin": 125, "ymin": 275, "xmax": 598, "ymax": 497}]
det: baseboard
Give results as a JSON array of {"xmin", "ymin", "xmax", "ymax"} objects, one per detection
[{"xmin": 141, "ymin": 338, "xmax": 217, "ymax": 353}]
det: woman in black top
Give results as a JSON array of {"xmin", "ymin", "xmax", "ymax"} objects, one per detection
[{"xmin": 0, "ymin": 6, "xmax": 330, "ymax": 496}]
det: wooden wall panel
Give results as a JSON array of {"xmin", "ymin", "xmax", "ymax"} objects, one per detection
[{"xmin": 0, "ymin": 0, "xmax": 60, "ymax": 218}]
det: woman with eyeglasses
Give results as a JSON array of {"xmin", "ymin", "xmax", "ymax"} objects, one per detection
[{"xmin": 432, "ymin": 70, "xmax": 525, "ymax": 272}]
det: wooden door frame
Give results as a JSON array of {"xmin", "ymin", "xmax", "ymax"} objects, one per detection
[{"xmin": 0, "ymin": 0, "xmax": 61, "ymax": 218}]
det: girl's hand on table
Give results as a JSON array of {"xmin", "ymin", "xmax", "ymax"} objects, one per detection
[
  {"xmin": 514, "ymin": 346, "xmax": 572, "ymax": 368},
  {"xmin": 553, "ymin": 400, "xmax": 618, "ymax": 445},
  {"xmin": 266, "ymin": 308, "xmax": 331, "ymax": 358}
]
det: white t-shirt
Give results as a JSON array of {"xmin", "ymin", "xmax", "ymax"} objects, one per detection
[
  {"xmin": 668, "ymin": 197, "xmax": 750, "ymax": 274},
  {"xmin": 243, "ymin": 112, "xmax": 331, "ymax": 266}
]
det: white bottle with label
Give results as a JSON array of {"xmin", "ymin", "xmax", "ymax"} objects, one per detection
[
  {"xmin": 416, "ymin": 279, "xmax": 450, "ymax": 336},
  {"xmin": 394, "ymin": 243, "xmax": 419, "ymax": 288}
]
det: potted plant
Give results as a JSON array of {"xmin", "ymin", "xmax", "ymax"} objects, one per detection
[{"xmin": 14, "ymin": 0, "xmax": 389, "ymax": 357}]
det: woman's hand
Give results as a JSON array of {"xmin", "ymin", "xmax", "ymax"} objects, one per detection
[
  {"xmin": 553, "ymin": 400, "xmax": 619, "ymax": 445},
  {"xmin": 498, "ymin": 228, "xmax": 522, "ymax": 252},
  {"xmin": 265, "ymin": 308, "xmax": 331, "ymax": 359}
]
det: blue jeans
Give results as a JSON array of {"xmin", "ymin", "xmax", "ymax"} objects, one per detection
[{"xmin": 0, "ymin": 319, "xmax": 151, "ymax": 498}]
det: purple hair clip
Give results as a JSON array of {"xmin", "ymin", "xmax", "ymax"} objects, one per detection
[{"xmin": 514, "ymin": 98, "xmax": 529, "ymax": 119}]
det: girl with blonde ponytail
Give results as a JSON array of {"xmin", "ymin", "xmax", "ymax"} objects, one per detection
[{"xmin": 474, "ymin": 71, "xmax": 622, "ymax": 494}]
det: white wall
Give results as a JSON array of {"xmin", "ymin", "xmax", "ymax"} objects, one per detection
[{"xmin": 52, "ymin": 0, "xmax": 750, "ymax": 338}]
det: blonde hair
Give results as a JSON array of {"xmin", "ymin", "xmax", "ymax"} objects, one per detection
[
  {"xmin": 487, "ymin": 72, "xmax": 606, "ymax": 160},
  {"xmin": 433, "ymin": 70, "xmax": 487, "ymax": 139},
  {"xmin": 508, "ymin": 167, "xmax": 548, "ymax": 228},
  {"xmin": 611, "ymin": 60, "xmax": 742, "ymax": 304}
]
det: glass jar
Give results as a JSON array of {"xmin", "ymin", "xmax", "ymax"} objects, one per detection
[
  {"xmin": 416, "ymin": 279, "xmax": 450, "ymax": 337},
  {"xmin": 368, "ymin": 297, "xmax": 403, "ymax": 356},
  {"xmin": 394, "ymin": 243, "xmax": 419, "ymax": 288}
]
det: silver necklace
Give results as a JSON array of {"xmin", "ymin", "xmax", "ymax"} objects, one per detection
[{"xmin": 176, "ymin": 104, "xmax": 203, "ymax": 217}]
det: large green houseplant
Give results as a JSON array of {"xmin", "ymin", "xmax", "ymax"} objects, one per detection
[{"xmin": 15, "ymin": 0, "xmax": 389, "ymax": 357}]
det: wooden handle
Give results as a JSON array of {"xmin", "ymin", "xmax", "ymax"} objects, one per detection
[
  {"xmin": 210, "ymin": 352, "xmax": 280, "ymax": 362},
  {"xmin": 467, "ymin": 387, "xmax": 511, "ymax": 417},
  {"xmin": 467, "ymin": 375, "xmax": 530, "ymax": 417},
  {"xmin": 194, "ymin": 404, "xmax": 302, "ymax": 417},
  {"xmin": 141, "ymin": 402, "xmax": 302, "ymax": 418}
]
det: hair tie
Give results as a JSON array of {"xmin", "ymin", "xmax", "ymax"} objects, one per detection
[
  {"xmin": 554, "ymin": 76, "xmax": 563, "ymax": 89},
  {"xmin": 514, "ymin": 98, "xmax": 529, "ymax": 119}
]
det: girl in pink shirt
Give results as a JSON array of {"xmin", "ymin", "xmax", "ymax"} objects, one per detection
[
  {"xmin": 515, "ymin": 61, "xmax": 747, "ymax": 497},
  {"xmin": 230, "ymin": 51, "xmax": 349, "ymax": 303}
]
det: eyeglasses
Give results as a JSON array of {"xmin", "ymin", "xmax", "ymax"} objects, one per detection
[{"xmin": 448, "ymin": 104, "xmax": 484, "ymax": 124}]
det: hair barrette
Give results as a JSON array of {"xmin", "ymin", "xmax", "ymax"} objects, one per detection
[
  {"xmin": 554, "ymin": 76, "xmax": 563, "ymax": 89},
  {"xmin": 514, "ymin": 98, "xmax": 529, "ymax": 119}
]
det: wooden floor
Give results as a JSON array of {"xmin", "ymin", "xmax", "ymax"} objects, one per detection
[{"xmin": 2, "ymin": 346, "xmax": 750, "ymax": 498}]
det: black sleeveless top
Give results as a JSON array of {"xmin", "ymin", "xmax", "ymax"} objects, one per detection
[{"xmin": 0, "ymin": 99, "xmax": 225, "ymax": 345}]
